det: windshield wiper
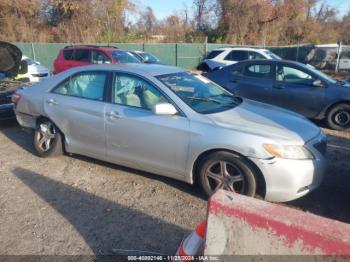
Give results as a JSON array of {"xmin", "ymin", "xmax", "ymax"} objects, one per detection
[
  {"xmin": 210, "ymin": 94, "xmax": 241, "ymax": 104},
  {"xmin": 186, "ymin": 96, "xmax": 221, "ymax": 104}
]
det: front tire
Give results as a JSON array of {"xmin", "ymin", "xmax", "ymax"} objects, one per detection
[
  {"xmin": 326, "ymin": 104, "xmax": 350, "ymax": 131},
  {"xmin": 198, "ymin": 151, "xmax": 257, "ymax": 197},
  {"xmin": 34, "ymin": 120, "xmax": 63, "ymax": 157}
]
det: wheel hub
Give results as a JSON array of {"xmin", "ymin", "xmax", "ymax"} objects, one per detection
[
  {"xmin": 37, "ymin": 123, "xmax": 56, "ymax": 151},
  {"xmin": 205, "ymin": 160, "xmax": 245, "ymax": 194},
  {"xmin": 335, "ymin": 110, "xmax": 350, "ymax": 126}
]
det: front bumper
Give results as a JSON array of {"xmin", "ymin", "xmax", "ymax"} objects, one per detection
[{"xmin": 249, "ymin": 134, "xmax": 327, "ymax": 202}]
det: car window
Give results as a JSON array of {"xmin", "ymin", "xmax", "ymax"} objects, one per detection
[
  {"xmin": 276, "ymin": 65, "xmax": 314, "ymax": 84},
  {"xmin": 244, "ymin": 64, "xmax": 272, "ymax": 79},
  {"xmin": 249, "ymin": 52, "xmax": 265, "ymax": 59},
  {"xmin": 92, "ymin": 50, "xmax": 111, "ymax": 64},
  {"xmin": 109, "ymin": 51, "xmax": 141, "ymax": 63},
  {"xmin": 340, "ymin": 51, "xmax": 350, "ymax": 59},
  {"xmin": 72, "ymin": 49, "xmax": 90, "ymax": 62},
  {"xmin": 263, "ymin": 50, "xmax": 282, "ymax": 60},
  {"xmin": 63, "ymin": 50, "xmax": 74, "ymax": 60},
  {"xmin": 225, "ymin": 51, "xmax": 249, "ymax": 61},
  {"xmin": 137, "ymin": 52, "xmax": 159, "ymax": 63},
  {"xmin": 206, "ymin": 50, "xmax": 224, "ymax": 59},
  {"xmin": 113, "ymin": 74, "xmax": 168, "ymax": 110},
  {"xmin": 53, "ymin": 71, "xmax": 107, "ymax": 101}
]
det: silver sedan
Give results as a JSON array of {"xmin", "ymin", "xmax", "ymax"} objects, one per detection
[{"xmin": 13, "ymin": 64, "xmax": 327, "ymax": 202}]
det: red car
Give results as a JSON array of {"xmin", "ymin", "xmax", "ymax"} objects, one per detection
[{"xmin": 53, "ymin": 45, "xmax": 141, "ymax": 74}]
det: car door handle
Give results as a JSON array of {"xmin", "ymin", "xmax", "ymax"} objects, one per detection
[
  {"xmin": 46, "ymin": 98, "xmax": 59, "ymax": 105},
  {"xmin": 230, "ymin": 79, "xmax": 239, "ymax": 83},
  {"xmin": 272, "ymin": 84, "xmax": 285, "ymax": 89},
  {"xmin": 106, "ymin": 111, "xmax": 121, "ymax": 119}
]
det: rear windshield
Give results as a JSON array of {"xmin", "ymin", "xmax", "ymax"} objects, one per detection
[{"xmin": 206, "ymin": 50, "xmax": 224, "ymax": 59}]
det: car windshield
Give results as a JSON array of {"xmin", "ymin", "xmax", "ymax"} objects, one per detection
[
  {"xmin": 138, "ymin": 52, "xmax": 159, "ymax": 63},
  {"xmin": 157, "ymin": 72, "xmax": 241, "ymax": 114},
  {"xmin": 263, "ymin": 50, "xmax": 281, "ymax": 60},
  {"xmin": 306, "ymin": 66, "xmax": 337, "ymax": 84},
  {"xmin": 109, "ymin": 51, "xmax": 141, "ymax": 63}
]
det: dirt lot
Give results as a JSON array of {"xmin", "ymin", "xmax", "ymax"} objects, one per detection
[{"xmin": 0, "ymin": 120, "xmax": 350, "ymax": 256}]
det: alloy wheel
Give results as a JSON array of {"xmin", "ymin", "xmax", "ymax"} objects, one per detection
[
  {"xmin": 36, "ymin": 122, "xmax": 56, "ymax": 152},
  {"xmin": 204, "ymin": 160, "xmax": 245, "ymax": 194}
]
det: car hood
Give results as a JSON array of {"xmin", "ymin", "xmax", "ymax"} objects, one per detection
[
  {"xmin": 207, "ymin": 99, "xmax": 320, "ymax": 144},
  {"xmin": 0, "ymin": 41, "xmax": 22, "ymax": 75}
]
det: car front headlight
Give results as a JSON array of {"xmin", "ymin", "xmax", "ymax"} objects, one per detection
[{"xmin": 263, "ymin": 144, "xmax": 314, "ymax": 160}]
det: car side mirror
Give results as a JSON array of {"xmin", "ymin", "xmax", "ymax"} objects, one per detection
[
  {"xmin": 153, "ymin": 103, "xmax": 177, "ymax": 116},
  {"xmin": 312, "ymin": 79, "xmax": 325, "ymax": 88}
]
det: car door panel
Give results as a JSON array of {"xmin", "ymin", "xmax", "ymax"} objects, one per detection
[
  {"xmin": 105, "ymin": 73, "xmax": 191, "ymax": 178},
  {"xmin": 43, "ymin": 71, "xmax": 108, "ymax": 158},
  {"xmin": 271, "ymin": 64, "xmax": 326, "ymax": 118},
  {"xmin": 105, "ymin": 104, "xmax": 190, "ymax": 177},
  {"xmin": 44, "ymin": 94, "xmax": 106, "ymax": 158},
  {"xmin": 225, "ymin": 63, "xmax": 274, "ymax": 103}
]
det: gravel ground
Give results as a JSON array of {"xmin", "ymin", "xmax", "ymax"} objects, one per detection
[{"xmin": 0, "ymin": 120, "xmax": 349, "ymax": 256}]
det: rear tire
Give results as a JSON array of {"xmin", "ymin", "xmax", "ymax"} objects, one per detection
[
  {"xmin": 34, "ymin": 120, "xmax": 63, "ymax": 157},
  {"xmin": 326, "ymin": 104, "xmax": 350, "ymax": 131},
  {"xmin": 198, "ymin": 151, "xmax": 257, "ymax": 198}
]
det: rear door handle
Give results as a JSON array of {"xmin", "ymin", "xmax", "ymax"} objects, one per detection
[
  {"xmin": 230, "ymin": 79, "xmax": 239, "ymax": 83},
  {"xmin": 46, "ymin": 98, "xmax": 59, "ymax": 105},
  {"xmin": 106, "ymin": 111, "xmax": 121, "ymax": 119}
]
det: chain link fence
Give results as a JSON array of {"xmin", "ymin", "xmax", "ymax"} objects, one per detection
[{"xmin": 14, "ymin": 42, "xmax": 350, "ymax": 71}]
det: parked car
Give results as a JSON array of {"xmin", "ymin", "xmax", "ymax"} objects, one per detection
[
  {"xmin": 131, "ymin": 51, "xmax": 161, "ymax": 64},
  {"xmin": 53, "ymin": 45, "xmax": 141, "ymax": 74},
  {"xmin": 197, "ymin": 47, "xmax": 281, "ymax": 72},
  {"xmin": 0, "ymin": 41, "xmax": 29, "ymax": 121},
  {"xmin": 22, "ymin": 56, "xmax": 52, "ymax": 82},
  {"xmin": 339, "ymin": 50, "xmax": 350, "ymax": 71},
  {"xmin": 205, "ymin": 59, "xmax": 350, "ymax": 130},
  {"xmin": 14, "ymin": 64, "xmax": 326, "ymax": 203}
]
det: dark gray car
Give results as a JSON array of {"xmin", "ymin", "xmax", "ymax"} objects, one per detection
[{"xmin": 205, "ymin": 59, "xmax": 350, "ymax": 130}]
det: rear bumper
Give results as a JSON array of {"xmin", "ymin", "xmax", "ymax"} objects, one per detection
[{"xmin": 15, "ymin": 111, "xmax": 37, "ymax": 128}]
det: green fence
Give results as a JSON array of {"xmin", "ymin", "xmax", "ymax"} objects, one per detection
[
  {"xmin": 14, "ymin": 42, "xmax": 252, "ymax": 70},
  {"xmin": 14, "ymin": 42, "xmax": 349, "ymax": 71}
]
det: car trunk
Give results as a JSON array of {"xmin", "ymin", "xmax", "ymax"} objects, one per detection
[{"xmin": 0, "ymin": 41, "xmax": 25, "ymax": 92}]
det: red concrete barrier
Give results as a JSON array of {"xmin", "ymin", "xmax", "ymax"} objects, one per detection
[{"xmin": 204, "ymin": 190, "xmax": 350, "ymax": 256}]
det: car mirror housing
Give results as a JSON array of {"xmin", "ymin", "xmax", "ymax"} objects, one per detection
[
  {"xmin": 313, "ymin": 79, "xmax": 325, "ymax": 88},
  {"xmin": 153, "ymin": 103, "xmax": 177, "ymax": 116}
]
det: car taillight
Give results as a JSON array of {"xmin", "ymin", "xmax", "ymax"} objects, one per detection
[{"xmin": 11, "ymin": 94, "xmax": 21, "ymax": 104}]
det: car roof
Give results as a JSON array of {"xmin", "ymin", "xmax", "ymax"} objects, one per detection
[
  {"xmin": 62, "ymin": 45, "xmax": 119, "ymax": 51},
  {"xmin": 67, "ymin": 63, "xmax": 184, "ymax": 77},
  {"xmin": 211, "ymin": 47, "xmax": 269, "ymax": 52},
  {"xmin": 234, "ymin": 59, "xmax": 304, "ymax": 66}
]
